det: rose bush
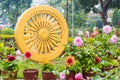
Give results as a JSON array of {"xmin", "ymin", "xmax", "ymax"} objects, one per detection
[{"xmin": 64, "ymin": 25, "xmax": 120, "ymax": 78}]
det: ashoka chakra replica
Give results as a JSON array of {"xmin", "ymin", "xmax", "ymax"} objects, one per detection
[{"xmin": 15, "ymin": 6, "xmax": 68, "ymax": 62}]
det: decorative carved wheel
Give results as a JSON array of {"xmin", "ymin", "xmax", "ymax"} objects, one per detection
[{"xmin": 15, "ymin": 6, "xmax": 68, "ymax": 62}]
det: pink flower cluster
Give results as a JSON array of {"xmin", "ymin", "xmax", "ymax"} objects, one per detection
[
  {"xmin": 59, "ymin": 73, "xmax": 66, "ymax": 79},
  {"xmin": 16, "ymin": 50, "xmax": 22, "ymax": 56},
  {"xmin": 74, "ymin": 37, "xmax": 83, "ymax": 47},
  {"xmin": 110, "ymin": 34, "xmax": 118, "ymax": 44},
  {"xmin": 59, "ymin": 73, "xmax": 83, "ymax": 80},
  {"xmin": 75, "ymin": 73, "xmax": 83, "ymax": 80},
  {"xmin": 103, "ymin": 25, "xmax": 112, "ymax": 34}
]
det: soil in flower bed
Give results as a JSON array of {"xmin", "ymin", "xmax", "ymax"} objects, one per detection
[
  {"xmin": 102, "ymin": 66, "xmax": 116, "ymax": 72},
  {"xmin": 82, "ymin": 70, "xmax": 96, "ymax": 79}
]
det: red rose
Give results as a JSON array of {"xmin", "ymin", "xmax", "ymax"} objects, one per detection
[
  {"xmin": 118, "ymin": 21, "xmax": 120, "ymax": 26},
  {"xmin": 95, "ymin": 57, "xmax": 101, "ymax": 64},
  {"xmin": 8, "ymin": 56, "xmax": 16, "ymax": 61},
  {"xmin": 24, "ymin": 51, "xmax": 32, "ymax": 59}
]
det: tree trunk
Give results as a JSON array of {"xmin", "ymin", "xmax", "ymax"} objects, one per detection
[
  {"xmin": 99, "ymin": 0, "xmax": 112, "ymax": 25},
  {"xmin": 100, "ymin": 10, "xmax": 107, "ymax": 25}
]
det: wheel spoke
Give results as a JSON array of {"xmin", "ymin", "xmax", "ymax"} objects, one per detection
[
  {"xmin": 24, "ymin": 34, "xmax": 31, "ymax": 40},
  {"xmin": 27, "ymin": 21, "xmax": 39, "ymax": 30},
  {"xmin": 50, "ymin": 18, "xmax": 54, "ymax": 23},
  {"xmin": 24, "ymin": 38, "xmax": 32, "ymax": 44},
  {"xmin": 39, "ymin": 41, "xmax": 43, "ymax": 54},
  {"xmin": 46, "ymin": 39, "xmax": 54, "ymax": 51},
  {"xmin": 45, "ymin": 40, "xmax": 51, "ymax": 53},
  {"xmin": 48, "ymin": 37, "xmax": 57, "ymax": 46},
  {"xmin": 52, "ymin": 21, "xmax": 58, "ymax": 26},
  {"xmin": 32, "ymin": 37, "xmax": 40, "ymax": 48},
  {"xmin": 43, "ymin": 40, "xmax": 47, "ymax": 54},
  {"xmin": 43, "ymin": 14, "xmax": 47, "ymax": 20},
  {"xmin": 46, "ymin": 15, "xmax": 51, "ymax": 21},
  {"xmin": 31, "ymin": 17, "xmax": 40, "ymax": 29},
  {"xmin": 35, "ymin": 15, "xmax": 41, "ymax": 29},
  {"xmin": 27, "ymin": 43, "xmax": 33, "ymax": 49},
  {"xmin": 25, "ymin": 25, "xmax": 38, "ymax": 32},
  {"xmin": 48, "ymin": 35, "xmax": 59, "ymax": 42},
  {"xmin": 49, "ymin": 25, "xmax": 60, "ymax": 32},
  {"xmin": 49, "ymin": 30, "xmax": 61, "ymax": 34},
  {"xmin": 49, "ymin": 34, "xmax": 61, "ymax": 38}
]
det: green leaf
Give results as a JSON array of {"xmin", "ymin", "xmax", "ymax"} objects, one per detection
[
  {"xmin": 92, "ymin": 75, "xmax": 102, "ymax": 80},
  {"xmin": 91, "ymin": 67, "xmax": 101, "ymax": 72}
]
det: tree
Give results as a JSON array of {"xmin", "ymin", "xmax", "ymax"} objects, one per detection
[
  {"xmin": 0, "ymin": 0, "xmax": 32, "ymax": 25},
  {"xmin": 48, "ymin": 0, "xmax": 87, "ymax": 28},
  {"xmin": 78, "ymin": 0, "xmax": 120, "ymax": 25},
  {"xmin": 112, "ymin": 9, "xmax": 118, "ymax": 27},
  {"xmin": 112, "ymin": 9, "xmax": 120, "ymax": 27}
]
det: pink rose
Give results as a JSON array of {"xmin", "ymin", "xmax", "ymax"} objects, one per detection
[
  {"xmin": 59, "ymin": 73, "xmax": 66, "ymax": 79},
  {"xmin": 74, "ymin": 37, "xmax": 83, "ymax": 47},
  {"xmin": 110, "ymin": 34, "xmax": 118, "ymax": 44},
  {"xmin": 103, "ymin": 25, "xmax": 112, "ymax": 34},
  {"xmin": 75, "ymin": 73, "xmax": 83, "ymax": 80},
  {"xmin": 16, "ymin": 50, "xmax": 22, "ymax": 56}
]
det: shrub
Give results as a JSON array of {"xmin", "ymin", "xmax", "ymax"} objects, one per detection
[{"xmin": 1, "ymin": 28, "xmax": 14, "ymax": 35}]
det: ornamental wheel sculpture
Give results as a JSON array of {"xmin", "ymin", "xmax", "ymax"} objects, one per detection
[{"xmin": 15, "ymin": 6, "xmax": 68, "ymax": 62}]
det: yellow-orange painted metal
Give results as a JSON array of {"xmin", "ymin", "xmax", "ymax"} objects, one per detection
[{"xmin": 15, "ymin": 6, "xmax": 68, "ymax": 62}]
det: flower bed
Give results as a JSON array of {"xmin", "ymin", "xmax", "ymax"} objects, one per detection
[{"xmin": 62, "ymin": 25, "xmax": 120, "ymax": 79}]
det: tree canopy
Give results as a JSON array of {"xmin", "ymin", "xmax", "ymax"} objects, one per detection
[
  {"xmin": 78, "ymin": 0, "xmax": 120, "ymax": 13},
  {"xmin": 49, "ymin": 0, "xmax": 87, "ymax": 28},
  {"xmin": 0, "ymin": 0, "xmax": 32, "ymax": 25},
  {"xmin": 78, "ymin": 0, "xmax": 120, "ymax": 25}
]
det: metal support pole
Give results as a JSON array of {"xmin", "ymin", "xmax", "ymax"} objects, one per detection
[
  {"xmin": 66, "ymin": 0, "xmax": 68, "ymax": 22},
  {"xmin": 72, "ymin": 0, "xmax": 74, "ymax": 37}
]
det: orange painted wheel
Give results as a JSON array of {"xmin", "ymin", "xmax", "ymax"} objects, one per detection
[{"xmin": 15, "ymin": 6, "xmax": 68, "ymax": 62}]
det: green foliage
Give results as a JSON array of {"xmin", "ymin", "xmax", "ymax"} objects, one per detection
[
  {"xmin": 48, "ymin": 0, "xmax": 87, "ymax": 28},
  {"xmin": 48, "ymin": 0, "xmax": 62, "ymax": 8},
  {"xmin": 69, "ymin": 10, "xmax": 87, "ymax": 28},
  {"xmin": 64, "ymin": 27, "xmax": 120, "ymax": 72},
  {"xmin": 78, "ymin": 0, "xmax": 120, "ymax": 25},
  {"xmin": 78, "ymin": 0, "xmax": 98, "ymax": 13},
  {"xmin": 112, "ymin": 9, "xmax": 120, "ymax": 27},
  {"xmin": 1, "ymin": 28, "xmax": 14, "ymax": 35},
  {"xmin": 0, "ymin": 0, "xmax": 32, "ymax": 24},
  {"xmin": 78, "ymin": 0, "xmax": 120, "ymax": 13},
  {"xmin": 68, "ymin": 60, "xmax": 82, "ymax": 73},
  {"xmin": 0, "ymin": 35, "xmax": 14, "ymax": 39},
  {"xmin": 42, "ymin": 63, "xmax": 54, "ymax": 72},
  {"xmin": 0, "ymin": 42, "xmax": 4, "ymax": 52},
  {"xmin": 0, "ymin": 60, "xmax": 18, "ymax": 71},
  {"xmin": 92, "ymin": 68, "xmax": 120, "ymax": 80},
  {"xmin": 56, "ymin": 65, "xmax": 66, "ymax": 72},
  {"xmin": 6, "ymin": 40, "xmax": 15, "ymax": 47},
  {"xmin": 5, "ymin": 47, "xmax": 15, "ymax": 55},
  {"xmin": 0, "ymin": 46, "xmax": 16, "ymax": 59}
]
